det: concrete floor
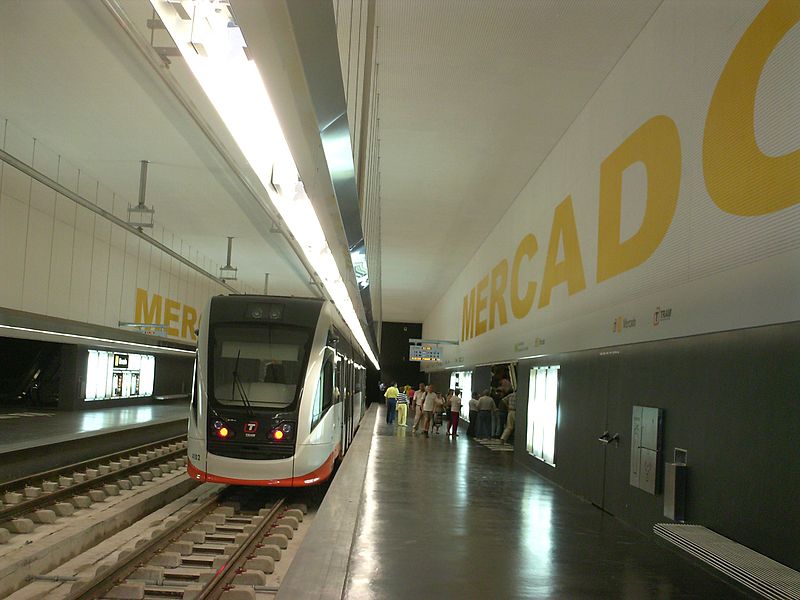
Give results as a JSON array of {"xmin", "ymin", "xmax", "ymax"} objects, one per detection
[
  {"xmin": 343, "ymin": 406, "xmax": 745, "ymax": 599},
  {"xmin": 0, "ymin": 403, "xmax": 188, "ymax": 453}
]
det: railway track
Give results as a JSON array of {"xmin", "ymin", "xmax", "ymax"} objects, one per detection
[
  {"xmin": 0, "ymin": 436, "xmax": 188, "ymax": 537},
  {"xmin": 59, "ymin": 491, "xmax": 305, "ymax": 600},
  {"xmin": 1, "ymin": 437, "xmax": 316, "ymax": 599}
]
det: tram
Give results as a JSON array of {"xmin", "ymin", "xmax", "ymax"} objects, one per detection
[{"xmin": 187, "ymin": 295, "xmax": 367, "ymax": 486}]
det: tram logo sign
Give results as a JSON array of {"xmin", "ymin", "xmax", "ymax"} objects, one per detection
[
  {"xmin": 653, "ymin": 306, "xmax": 673, "ymax": 326},
  {"xmin": 244, "ymin": 422, "xmax": 258, "ymax": 437},
  {"xmin": 613, "ymin": 316, "xmax": 637, "ymax": 334}
]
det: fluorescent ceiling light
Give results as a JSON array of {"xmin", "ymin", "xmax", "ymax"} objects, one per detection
[
  {"xmin": 151, "ymin": 0, "xmax": 379, "ymax": 369},
  {"xmin": 0, "ymin": 324, "xmax": 196, "ymax": 356}
]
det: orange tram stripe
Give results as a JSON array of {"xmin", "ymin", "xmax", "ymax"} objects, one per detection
[{"xmin": 187, "ymin": 448, "xmax": 339, "ymax": 487}]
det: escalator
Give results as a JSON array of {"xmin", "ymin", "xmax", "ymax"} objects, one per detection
[{"xmin": 0, "ymin": 338, "xmax": 61, "ymax": 409}]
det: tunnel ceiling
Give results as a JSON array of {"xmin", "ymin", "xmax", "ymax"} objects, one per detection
[{"xmin": 373, "ymin": 0, "xmax": 661, "ymax": 322}]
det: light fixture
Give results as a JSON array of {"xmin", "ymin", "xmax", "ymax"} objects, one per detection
[
  {"xmin": 151, "ymin": 0, "xmax": 379, "ymax": 368},
  {"xmin": 127, "ymin": 160, "xmax": 155, "ymax": 229},
  {"xmin": 0, "ymin": 324, "xmax": 195, "ymax": 355},
  {"xmin": 219, "ymin": 236, "xmax": 238, "ymax": 282}
]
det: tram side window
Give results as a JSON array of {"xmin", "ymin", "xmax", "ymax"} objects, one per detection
[
  {"xmin": 190, "ymin": 360, "xmax": 198, "ymax": 426},
  {"xmin": 311, "ymin": 360, "xmax": 334, "ymax": 431},
  {"xmin": 335, "ymin": 359, "xmax": 345, "ymax": 404}
]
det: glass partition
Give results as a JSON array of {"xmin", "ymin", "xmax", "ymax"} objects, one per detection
[{"xmin": 85, "ymin": 350, "xmax": 154, "ymax": 401}]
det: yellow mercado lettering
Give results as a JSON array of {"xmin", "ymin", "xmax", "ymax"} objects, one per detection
[
  {"xmin": 461, "ymin": 287, "xmax": 476, "ymax": 341},
  {"xmin": 703, "ymin": 0, "xmax": 800, "ymax": 216},
  {"xmin": 538, "ymin": 196, "xmax": 586, "ymax": 309},
  {"xmin": 164, "ymin": 298, "xmax": 181, "ymax": 337},
  {"xmin": 181, "ymin": 305, "xmax": 198, "ymax": 341},
  {"xmin": 510, "ymin": 233, "xmax": 538, "ymax": 319},
  {"xmin": 489, "ymin": 259, "xmax": 509, "ymax": 330},
  {"xmin": 475, "ymin": 274, "xmax": 490, "ymax": 336},
  {"xmin": 134, "ymin": 287, "xmax": 162, "ymax": 325},
  {"xmin": 597, "ymin": 115, "xmax": 681, "ymax": 283}
]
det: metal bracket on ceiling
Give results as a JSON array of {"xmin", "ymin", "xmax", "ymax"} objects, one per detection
[
  {"xmin": 219, "ymin": 237, "xmax": 238, "ymax": 282},
  {"xmin": 127, "ymin": 160, "xmax": 155, "ymax": 231}
]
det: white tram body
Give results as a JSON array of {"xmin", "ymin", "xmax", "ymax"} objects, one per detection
[{"xmin": 187, "ymin": 295, "xmax": 367, "ymax": 487}]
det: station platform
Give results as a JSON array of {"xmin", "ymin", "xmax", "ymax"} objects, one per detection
[
  {"xmin": 278, "ymin": 403, "xmax": 744, "ymax": 599},
  {"xmin": 0, "ymin": 402, "xmax": 188, "ymax": 482}
]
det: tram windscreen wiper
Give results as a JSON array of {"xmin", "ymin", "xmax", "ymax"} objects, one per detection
[{"xmin": 231, "ymin": 349, "xmax": 255, "ymax": 417}]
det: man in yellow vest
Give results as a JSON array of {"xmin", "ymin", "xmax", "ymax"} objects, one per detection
[{"xmin": 384, "ymin": 382, "xmax": 399, "ymax": 425}]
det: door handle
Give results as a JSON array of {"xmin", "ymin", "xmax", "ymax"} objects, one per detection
[{"xmin": 598, "ymin": 431, "xmax": 621, "ymax": 446}]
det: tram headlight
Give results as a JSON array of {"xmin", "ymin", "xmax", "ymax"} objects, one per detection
[
  {"xmin": 212, "ymin": 421, "xmax": 233, "ymax": 439},
  {"xmin": 270, "ymin": 421, "xmax": 294, "ymax": 441}
]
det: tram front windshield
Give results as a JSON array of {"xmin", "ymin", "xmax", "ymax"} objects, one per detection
[{"xmin": 210, "ymin": 324, "xmax": 311, "ymax": 410}]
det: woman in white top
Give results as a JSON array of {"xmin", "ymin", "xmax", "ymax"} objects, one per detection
[
  {"xmin": 446, "ymin": 389, "xmax": 461, "ymax": 436},
  {"xmin": 420, "ymin": 385, "xmax": 437, "ymax": 435}
]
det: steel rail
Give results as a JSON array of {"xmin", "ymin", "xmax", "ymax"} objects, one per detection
[
  {"xmin": 195, "ymin": 498, "xmax": 285, "ymax": 600},
  {"xmin": 0, "ymin": 445, "xmax": 188, "ymax": 524},
  {"xmin": 64, "ymin": 493, "xmax": 223, "ymax": 600},
  {"xmin": 0, "ymin": 434, "xmax": 186, "ymax": 492}
]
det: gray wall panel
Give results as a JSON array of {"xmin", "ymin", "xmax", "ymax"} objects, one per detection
[{"xmin": 516, "ymin": 322, "xmax": 800, "ymax": 571}]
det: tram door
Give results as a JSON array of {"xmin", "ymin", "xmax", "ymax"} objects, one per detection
[
  {"xmin": 346, "ymin": 353, "xmax": 355, "ymax": 449},
  {"xmin": 342, "ymin": 357, "xmax": 351, "ymax": 456},
  {"xmin": 586, "ymin": 353, "xmax": 626, "ymax": 514}
]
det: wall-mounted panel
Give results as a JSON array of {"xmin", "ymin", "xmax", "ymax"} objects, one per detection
[
  {"xmin": 68, "ymin": 225, "xmax": 93, "ymax": 322},
  {"xmin": 630, "ymin": 405, "xmax": 663, "ymax": 494},
  {"xmin": 89, "ymin": 240, "xmax": 110, "ymax": 324},
  {"xmin": 0, "ymin": 193, "xmax": 26, "ymax": 309},
  {"xmin": 22, "ymin": 206, "xmax": 53, "ymax": 315},
  {"xmin": 48, "ymin": 220, "xmax": 74, "ymax": 319}
]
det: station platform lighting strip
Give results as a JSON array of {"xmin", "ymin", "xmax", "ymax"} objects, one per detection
[
  {"xmin": 151, "ymin": 0, "xmax": 379, "ymax": 369},
  {"xmin": 0, "ymin": 324, "xmax": 195, "ymax": 356}
]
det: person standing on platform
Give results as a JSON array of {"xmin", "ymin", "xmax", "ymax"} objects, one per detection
[
  {"xmin": 396, "ymin": 387, "xmax": 409, "ymax": 427},
  {"xmin": 476, "ymin": 390, "xmax": 495, "ymax": 440},
  {"xmin": 447, "ymin": 389, "xmax": 462, "ymax": 436},
  {"xmin": 432, "ymin": 392, "xmax": 445, "ymax": 434},
  {"xmin": 500, "ymin": 391, "xmax": 516, "ymax": 444},
  {"xmin": 494, "ymin": 378, "xmax": 512, "ymax": 438},
  {"xmin": 412, "ymin": 382, "xmax": 426, "ymax": 432},
  {"xmin": 495, "ymin": 393, "xmax": 508, "ymax": 438},
  {"xmin": 467, "ymin": 392, "xmax": 479, "ymax": 437},
  {"xmin": 384, "ymin": 382, "xmax": 399, "ymax": 425},
  {"xmin": 420, "ymin": 384, "xmax": 437, "ymax": 435}
]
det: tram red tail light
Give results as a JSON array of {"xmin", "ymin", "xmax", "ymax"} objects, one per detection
[
  {"xmin": 218, "ymin": 427, "xmax": 230, "ymax": 438},
  {"xmin": 273, "ymin": 429, "xmax": 284, "ymax": 440}
]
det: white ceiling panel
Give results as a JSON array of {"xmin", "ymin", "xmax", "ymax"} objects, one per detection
[
  {"xmin": 376, "ymin": 0, "xmax": 662, "ymax": 322},
  {"xmin": 0, "ymin": 0, "xmax": 313, "ymax": 298}
]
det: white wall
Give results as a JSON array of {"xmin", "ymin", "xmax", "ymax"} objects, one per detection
[
  {"xmin": 0, "ymin": 119, "xmax": 230, "ymax": 343},
  {"xmin": 423, "ymin": 0, "xmax": 800, "ymax": 368}
]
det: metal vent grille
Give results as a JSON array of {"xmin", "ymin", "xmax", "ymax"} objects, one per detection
[
  {"xmin": 207, "ymin": 441, "xmax": 294, "ymax": 461},
  {"xmin": 654, "ymin": 523, "xmax": 800, "ymax": 600}
]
